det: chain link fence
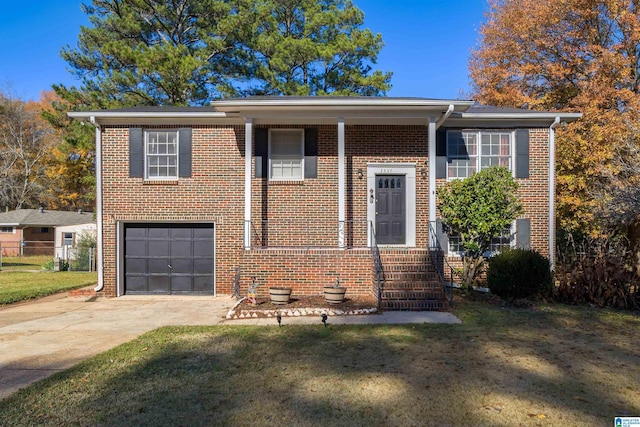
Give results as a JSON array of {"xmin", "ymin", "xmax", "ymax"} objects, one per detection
[{"xmin": 0, "ymin": 242, "xmax": 96, "ymax": 272}]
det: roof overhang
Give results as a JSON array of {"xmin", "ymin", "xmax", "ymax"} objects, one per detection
[
  {"xmin": 67, "ymin": 98, "xmax": 582, "ymax": 127},
  {"xmin": 67, "ymin": 110, "xmax": 241, "ymax": 126},
  {"xmin": 443, "ymin": 111, "xmax": 583, "ymax": 128},
  {"xmin": 212, "ymin": 97, "xmax": 473, "ymax": 125}
]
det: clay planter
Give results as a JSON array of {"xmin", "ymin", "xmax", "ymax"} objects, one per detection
[
  {"xmin": 323, "ymin": 286, "xmax": 347, "ymax": 304},
  {"xmin": 269, "ymin": 287, "xmax": 292, "ymax": 305}
]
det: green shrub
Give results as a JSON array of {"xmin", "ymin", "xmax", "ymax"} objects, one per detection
[
  {"xmin": 74, "ymin": 232, "xmax": 97, "ymax": 271},
  {"xmin": 41, "ymin": 258, "xmax": 69, "ymax": 271},
  {"xmin": 487, "ymin": 249, "xmax": 552, "ymax": 302},
  {"xmin": 42, "ymin": 259, "xmax": 55, "ymax": 271}
]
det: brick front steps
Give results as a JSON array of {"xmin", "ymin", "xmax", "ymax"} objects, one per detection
[{"xmin": 379, "ymin": 249, "xmax": 448, "ymax": 311}]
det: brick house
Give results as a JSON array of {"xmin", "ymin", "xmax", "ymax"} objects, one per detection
[
  {"xmin": 69, "ymin": 97, "xmax": 580, "ymax": 309},
  {"xmin": 0, "ymin": 208, "xmax": 95, "ymax": 257}
]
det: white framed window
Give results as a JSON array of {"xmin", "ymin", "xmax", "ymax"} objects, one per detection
[
  {"xmin": 448, "ymin": 226, "xmax": 515, "ymax": 256},
  {"xmin": 63, "ymin": 232, "xmax": 74, "ymax": 247},
  {"xmin": 447, "ymin": 130, "xmax": 513, "ymax": 179},
  {"xmin": 0, "ymin": 226, "xmax": 14, "ymax": 233},
  {"xmin": 269, "ymin": 129, "xmax": 304, "ymax": 181},
  {"xmin": 145, "ymin": 130, "xmax": 178, "ymax": 179}
]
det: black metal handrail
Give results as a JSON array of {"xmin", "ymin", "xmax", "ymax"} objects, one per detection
[
  {"xmin": 428, "ymin": 221, "xmax": 455, "ymax": 307},
  {"xmin": 369, "ymin": 221, "xmax": 385, "ymax": 309}
]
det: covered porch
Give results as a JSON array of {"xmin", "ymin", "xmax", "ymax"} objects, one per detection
[{"xmin": 210, "ymin": 97, "xmax": 474, "ymax": 251}]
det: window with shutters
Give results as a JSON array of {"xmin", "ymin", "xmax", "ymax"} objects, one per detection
[
  {"xmin": 447, "ymin": 226, "xmax": 514, "ymax": 255},
  {"xmin": 447, "ymin": 130, "xmax": 513, "ymax": 179},
  {"xmin": 269, "ymin": 129, "xmax": 304, "ymax": 181},
  {"xmin": 145, "ymin": 130, "xmax": 179, "ymax": 179}
]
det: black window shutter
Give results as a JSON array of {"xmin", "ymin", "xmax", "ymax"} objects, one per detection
[
  {"xmin": 254, "ymin": 128, "xmax": 268, "ymax": 178},
  {"xmin": 516, "ymin": 218, "xmax": 531, "ymax": 249},
  {"xmin": 516, "ymin": 129, "xmax": 530, "ymax": 178},
  {"xmin": 178, "ymin": 128, "xmax": 192, "ymax": 178},
  {"xmin": 304, "ymin": 128, "xmax": 318, "ymax": 179},
  {"xmin": 436, "ymin": 128, "xmax": 447, "ymax": 179},
  {"xmin": 129, "ymin": 128, "xmax": 143, "ymax": 178}
]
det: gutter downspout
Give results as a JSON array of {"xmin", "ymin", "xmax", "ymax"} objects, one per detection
[
  {"xmin": 90, "ymin": 116, "xmax": 104, "ymax": 292},
  {"xmin": 436, "ymin": 104, "xmax": 454, "ymax": 130},
  {"xmin": 549, "ymin": 117, "xmax": 561, "ymax": 271},
  {"xmin": 428, "ymin": 105, "xmax": 454, "ymax": 248}
]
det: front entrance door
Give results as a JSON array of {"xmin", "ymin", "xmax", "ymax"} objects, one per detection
[{"xmin": 375, "ymin": 175, "xmax": 406, "ymax": 244}]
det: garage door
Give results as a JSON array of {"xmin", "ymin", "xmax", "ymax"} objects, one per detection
[{"xmin": 124, "ymin": 223, "xmax": 215, "ymax": 294}]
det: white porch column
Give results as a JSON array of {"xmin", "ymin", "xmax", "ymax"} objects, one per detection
[
  {"xmin": 244, "ymin": 118, "xmax": 253, "ymax": 250},
  {"xmin": 428, "ymin": 116, "xmax": 437, "ymax": 248},
  {"xmin": 338, "ymin": 117, "xmax": 346, "ymax": 248}
]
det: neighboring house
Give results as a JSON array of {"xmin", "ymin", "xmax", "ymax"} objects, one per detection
[
  {"xmin": 0, "ymin": 209, "xmax": 95, "ymax": 257},
  {"xmin": 54, "ymin": 222, "xmax": 97, "ymax": 261},
  {"xmin": 69, "ymin": 97, "xmax": 580, "ymax": 309}
]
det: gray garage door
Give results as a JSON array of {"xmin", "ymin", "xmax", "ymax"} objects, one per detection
[{"xmin": 124, "ymin": 223, "xmax": 215, "ymax": 295}]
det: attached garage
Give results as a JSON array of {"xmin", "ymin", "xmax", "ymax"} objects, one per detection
[{"xmin": 123, "ymin": 223, "xmax": 215, "ymax": 295}]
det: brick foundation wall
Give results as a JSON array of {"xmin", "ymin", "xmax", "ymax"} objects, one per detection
[{"xmin": 239, "ymin": 248, "xmax": 373, "ymax": 297}]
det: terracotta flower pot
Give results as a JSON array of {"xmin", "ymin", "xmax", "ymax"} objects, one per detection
[
  {"xmin": 323, "ymin": 286, "xmax": 347, "ymax": 304},
  {"xmin": 269, "ymin": 287, "xmax": 292, "ymax": 305}
]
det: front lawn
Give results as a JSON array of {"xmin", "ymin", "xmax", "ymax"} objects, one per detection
[
  {"xmin": 0, "ymin": 297, "xmax": 638, "ymax": 426},
  {"xmin": 0, "ymin": 255, "xmax": 51, "ymax": 271},
  {"xmin": 0, "ymin": 271, "xmax": 97, "ymax": 305}
]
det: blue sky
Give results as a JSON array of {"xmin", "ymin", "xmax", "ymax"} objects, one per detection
[{"xmin": 0, "ymin": 0, "xmax": 487, "ymax": 102}]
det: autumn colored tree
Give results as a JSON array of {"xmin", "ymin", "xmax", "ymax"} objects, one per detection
[
  {"xmin": 41, "ymin": 91, "xmax": 96, "ymax": 211},
  {"xmin": 470, "ymin": 0, "xmax": 640, "ymax": 236},
  {"xmin": 0, "ymin": 91, "xmax": 59, "ymax": 209}
]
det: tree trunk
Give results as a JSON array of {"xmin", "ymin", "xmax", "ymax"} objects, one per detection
[{"xmin": 461, "ymin": 256, "xmax": 485, "ymax": 289}]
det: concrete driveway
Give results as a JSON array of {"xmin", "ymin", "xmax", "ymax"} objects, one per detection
[{"xmin": 0, "ymin": 293, "xmax": 236, "ymax": 400}]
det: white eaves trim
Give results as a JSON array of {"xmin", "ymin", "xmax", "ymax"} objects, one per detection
[
  {"xmin": 68, "ymin": 111, "xmax": 231, "ymax": 119},
  {"xmin": 458, "ymin": 112, "xmax": 582, "ymax": 121},
  {"xmin": 211, "ymin": 97, "xmax": 475, "ymax": 112}
]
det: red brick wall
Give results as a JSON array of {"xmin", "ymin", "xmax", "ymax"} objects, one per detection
[
  {"xmin": 347, "ymin": 125, "xmax": 430, "ymax": 247},
  {"xmin": 435, "ymin": 127, "xmax": 551, "ymax": 257},
  {"xmin": 99, "ymin": 124, "xmax": 551, "ymax": 297},
  {"xmin": 101, "ymin": 125, "xmax": 246, "ymax": 297},
  {"xmin": 0, "ymin": 229, "xmax": 22, "ymax": 256},
  {"xmin": 520, "ymin": 128, "xmax": 551, "ymax": 256},
  {"xmin": 239, "ymin": 249, "xmax": 373, "ymax": 297}
]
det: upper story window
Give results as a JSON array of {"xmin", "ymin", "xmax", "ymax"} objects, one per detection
[
  {"xmin": 146, "ymin": 130, "xmax": 178, "ymax": 180},
  {"xmin": 0, "ymin": 226, "xmax": 14, "ymax": 233},
  {"xmin": 447, "ymin": 130, "xmax": 513, "ymax": 179},
  {"xmin": 269, "ymin": 129, "xmax": 304, "ymax": 181}
]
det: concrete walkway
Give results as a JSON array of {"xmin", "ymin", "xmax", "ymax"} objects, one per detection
[{"xmin": 0, "ymin": 293, "xmax": 460, "ymax": 401}]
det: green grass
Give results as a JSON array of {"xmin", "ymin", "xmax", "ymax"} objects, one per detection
[
  {"xmin": 0, "ymin": 296, "xmax": 638, "ymax": 426},
  {"xmin": 0, "ymin": 255, "xmax": 52, "ymax": 271},
  {"xmin": 0, "ymin": 271, "xmax": 97, "ymax": 305}
]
